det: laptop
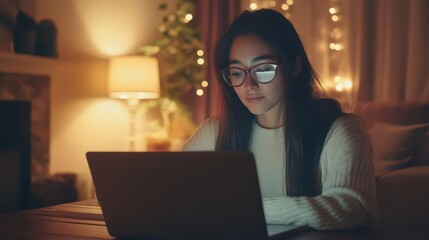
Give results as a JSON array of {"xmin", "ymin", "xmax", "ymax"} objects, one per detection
[{"xmin": 86, "ymin": 151, "xmax": 305, "ymax": 240}]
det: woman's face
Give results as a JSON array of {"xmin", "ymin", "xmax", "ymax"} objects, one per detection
[{"xmin": 229, "ymin": 34, "xmax": 287, "ymax": 125}]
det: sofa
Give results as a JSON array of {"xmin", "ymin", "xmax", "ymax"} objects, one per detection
[{"xmin": 353, "ymin": 101, "xmax": 429, "ymax": 226}]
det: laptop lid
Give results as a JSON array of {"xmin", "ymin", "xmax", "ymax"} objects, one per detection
[{"xmin": 87, "ymin": 151, "xmax": 270, "ymax": 239}]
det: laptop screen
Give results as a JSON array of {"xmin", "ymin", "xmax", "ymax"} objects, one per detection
[{"xmin": 87, "ymin": 151, "xmax": 270, "ymax": 239}]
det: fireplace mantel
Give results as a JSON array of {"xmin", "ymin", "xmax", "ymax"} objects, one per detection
[{"xmin": 0, "ymin": 53, "xmax": 56, "ymax": 76}]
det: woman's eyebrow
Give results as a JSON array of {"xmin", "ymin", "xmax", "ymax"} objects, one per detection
[
  {"xmin": 252, "ymin": 55, "xmax": 276, "ymax": 62},
  {"xmin": 228, "ymin": 55, "xmax": 276, "ymax": 65}
]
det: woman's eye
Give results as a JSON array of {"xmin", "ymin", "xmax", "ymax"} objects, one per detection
[
  {"xmin": 231, "ymin": 71, "xmax": 243, "ymax": 78},
  {"xmin": 255, "ymin": 64, "xmax": 274, "ymax": 72}
]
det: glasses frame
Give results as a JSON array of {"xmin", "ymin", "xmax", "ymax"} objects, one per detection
[{"xmin": 221, "ymin": 63, "xmax": 280, "ymax": 87}]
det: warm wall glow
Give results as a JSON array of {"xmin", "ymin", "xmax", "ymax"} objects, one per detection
[
  {"xmin": 108, "ymin": 56, "xmax": 160, "ymax": 99},
  {"xmin": 72, "ymin": 0, "xmax": 158, "ymax": 56},
  {"xmin": 75, "ymin": 7, "xmax": 139, "ymax": 55}
]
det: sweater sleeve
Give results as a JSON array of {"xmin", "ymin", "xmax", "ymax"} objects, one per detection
[
  {"xmin": 181, "ymin": 117, "xmax": 218, "ymax": 151},
  {"xmin": 263, "ymin": 115, "xmax": 377, "ymax": 230}
]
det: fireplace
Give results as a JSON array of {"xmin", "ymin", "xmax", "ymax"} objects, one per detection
[{"xmin": 0, "ymin": 101, "xmax": 31, "ymax": 213}]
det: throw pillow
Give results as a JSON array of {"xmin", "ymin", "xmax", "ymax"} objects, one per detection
[
  {"xmin": 369, "ymin": 123, "xmax": 429, "ymax": 177},
  {"xmin": 416, "ymin": 131, "xmax": 429, "ymax": 166}
]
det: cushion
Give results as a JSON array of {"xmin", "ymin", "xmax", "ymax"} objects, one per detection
[
  {"xmin": 353, "ymin": 101, "xmax": 429, "ymax": 128},
  {"xmin": 369, "ymin": 123, "xmax": 429, "ymax": 177},
  {"xmin": 376, "ymin": 166, "xmax": 429, "ymax": 226},
  {"xmin": 416, "ymin": 131, "xmax": 429, "ymax": 166}
]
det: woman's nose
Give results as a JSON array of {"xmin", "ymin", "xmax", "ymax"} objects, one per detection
[{"xmin": 243, "ymin": 73, "xmax": 259, "ymax": 89}]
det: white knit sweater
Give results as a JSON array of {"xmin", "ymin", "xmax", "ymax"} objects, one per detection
[{"xmin": 182, "ymin": 115, "xmax": 377, "ymax": 230}]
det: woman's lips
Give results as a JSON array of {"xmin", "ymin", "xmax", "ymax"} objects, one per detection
[{"xmin": 245, "ymin": 96, "xmax": 264, "ymax": 103}]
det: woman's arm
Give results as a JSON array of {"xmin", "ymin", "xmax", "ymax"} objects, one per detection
[
  {"xmin": 263, "ymin": 115, "xmax": 377, "ymax": 230},
  {"xmin": 181, "ymin": 117, "xmax": 218, "ymax": 151}
]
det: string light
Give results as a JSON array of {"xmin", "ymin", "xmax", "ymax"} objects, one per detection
[
  {"xmin": 326, "ymin": 0, "xmax": 352, "ymax": 98},
  {"xmin": 344, "ymin": 80, "xmax": 353, "ymax": 90},
  {"xmin": 183, "ymin": 13, "xmax": 193, "ymax": 23},
  {"xmin": 197, "ymin": 50, "xmax": 204, "ymax": 56},
  {"xmin": 247, "ymin": 0, "xmax": 295, "ymax": 18},
  {"xmin": 281, "ymin": 4, "xmax": 289, "ymax": 10},
  {"xmin": 334, "ymin": 75, "xmax": 341, "ymax": 82},
  {"xmin": 201, "ymin": 80, "xmax": 208, "ymax": 88},
  {"xmin": 196, "ymin": 89, "xmax": 204, "ymax": 96},
  {"xmin": 333, "ymin": 77, "xmax": 352, "ymax": 92},
  {"xmin": 335, "ymin": 84, "xmax": 344, "ymax": 92},
  {"xmin": 197, "ymin": 58, "xmax": 204, "ymax": 65}
]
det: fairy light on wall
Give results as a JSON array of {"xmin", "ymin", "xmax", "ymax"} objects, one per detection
[
  {"xmin": 195, "ymin": 48, "xmax": 206, "ymax": 96},
  {"xmin": 247, "ymin": 0, "xmax": 295, "ymax": 19},
  {"xmin": 326, "ymin": 0, "xmax": 352, "ymax": 101}
]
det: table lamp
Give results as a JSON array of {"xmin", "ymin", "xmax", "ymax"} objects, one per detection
[{"xmin": 108, "ymin": 56, "xmax": 160, "ymax": 150}]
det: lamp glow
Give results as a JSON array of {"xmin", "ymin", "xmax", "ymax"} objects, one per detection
[{"xmin": 108, "ymin": 56, "xmax": 160, "ymax": 100}]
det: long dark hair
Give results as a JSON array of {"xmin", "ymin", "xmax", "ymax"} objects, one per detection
[{"xmin": 214, "ymin": 9, "xmax": 343, "ymax": 197}]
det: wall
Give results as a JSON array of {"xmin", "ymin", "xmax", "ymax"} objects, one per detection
[{"xmin": 34, "ymin": 0, "xmax": 177, "ymax": 199}]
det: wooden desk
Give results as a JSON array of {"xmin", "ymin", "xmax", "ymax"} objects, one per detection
[{"xmin": 0, "ymin": 200, "xmax": 428, "ymax": 240}]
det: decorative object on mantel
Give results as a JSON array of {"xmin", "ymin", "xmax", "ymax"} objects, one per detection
[
  {"xmin": 0, "ymin": 12, "xmax": 14, "ymax": 53},
  {"xmin": 34, "ymin": 19, "xmax": 58, "ymax": 58},
  {"xmin": 0, "ymin": 0, "xmax": 58, "ymax": 57},
  {"xmin": 108, "ymin": 55, "xmax": 161, "ymax": 151},
  {"xmin": 13, "ymin": 10, "xmax": 37, "ymax": 54},
  {"xmin": 0, "ymin": 0, "xmax": 19, "ymax": 53}
]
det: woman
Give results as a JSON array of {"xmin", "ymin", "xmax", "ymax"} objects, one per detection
[{"xmin": 182, "ymin": 9, "xmax": 376, "ymax": 230}]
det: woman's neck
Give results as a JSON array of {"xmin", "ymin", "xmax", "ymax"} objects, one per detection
[
  {"xmin": 255, "ymin": 100, "xmax": 286, "ymax": 129},
  {"xmin": 256, "ymin": 114, "xmax": 285, "ymax": 129}
]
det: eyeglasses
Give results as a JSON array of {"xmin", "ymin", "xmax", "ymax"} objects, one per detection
[{"xmin": 221, "ymin": 63, "xmax": 279, "ymax": 87}]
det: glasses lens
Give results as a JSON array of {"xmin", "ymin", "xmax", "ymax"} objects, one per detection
[
  {"xmin": 223, "ymin": 68, "xmax": 244, "ymax": 86},
  {"xmin": 252, "ymin": 64, "xmax": 277, "ymax": 83}
]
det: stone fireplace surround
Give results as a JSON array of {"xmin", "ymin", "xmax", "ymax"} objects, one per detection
[{"xmin": 0, "ymin": 53, "xmax": 77, "ymax": 210}]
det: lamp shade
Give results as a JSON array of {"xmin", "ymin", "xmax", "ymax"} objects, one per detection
[{"xmin": 108, "ymin": 56, "xmax": 160, "ymax": 99}]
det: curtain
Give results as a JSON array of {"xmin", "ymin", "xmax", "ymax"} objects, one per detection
[
  {"xmin": 349, "ymin": 0, "xmax": 429, "ymax": 102},
  {"xmin": 189, "ymin": 0, "xmax": 241, "ymax": 123}
]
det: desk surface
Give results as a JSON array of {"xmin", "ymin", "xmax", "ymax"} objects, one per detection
[{"xmin": 0, "ymin": 200, "xmax": 428, "ymax": 240}]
